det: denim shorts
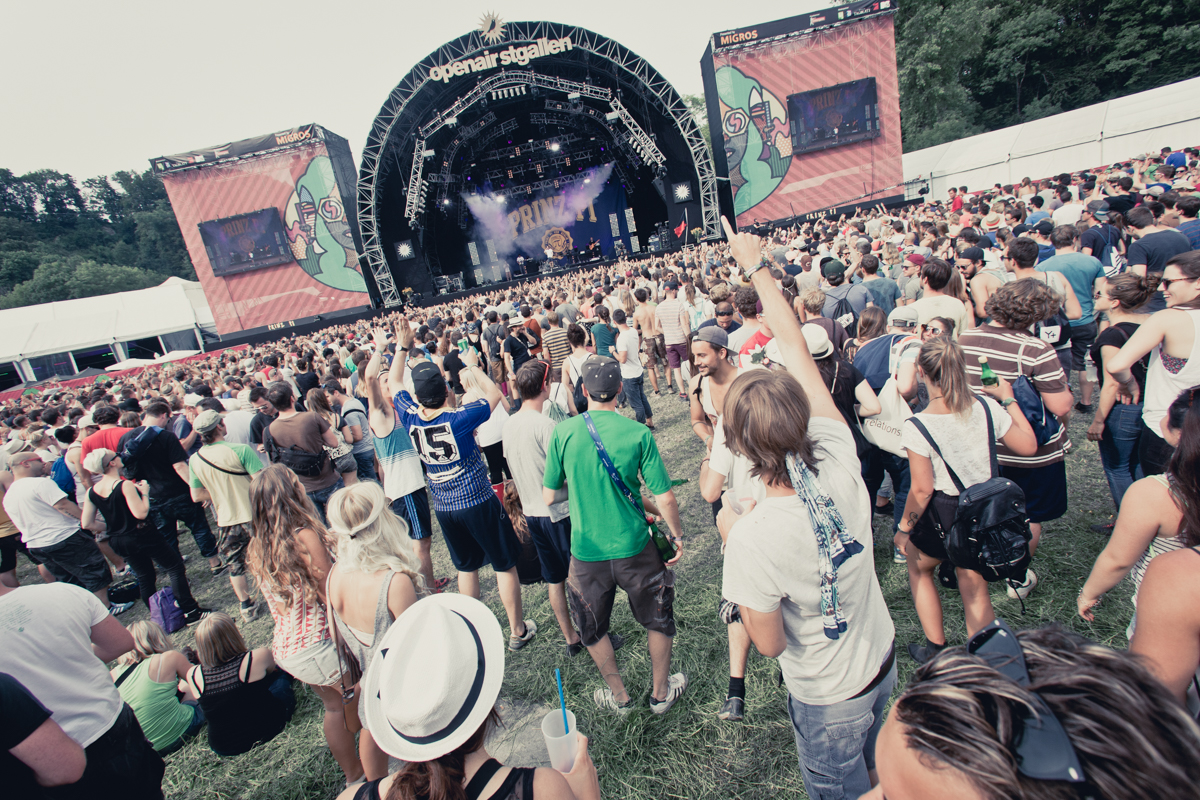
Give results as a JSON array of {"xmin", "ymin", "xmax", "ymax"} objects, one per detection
[{"xmin": 274, "ymin": 638, "xmax": 343, "ymax": 687}]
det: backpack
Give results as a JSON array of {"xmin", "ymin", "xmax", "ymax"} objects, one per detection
[
  {"xmin": 567, "ymin": 356, "xmax": 590, "ymax": 414},
  {"xmin": 117, "ymin": 425, "xmax": 162, "ymax": 479},
  {"xmin": 150, "ymin": 587, "xmax": 186, "ymax": 633},
  {"xmin": 1095, "ymin": 224, "xmax": 1128, "ymax": 277},
  {"xmin": 262, "ymin": 425, "xmax": 328, "ymax": 478},
  {"xmin": 908, "ymin": 397, "xmax": 1032, "ymax": 585},
  {"xmin": 831, "ymin": 293, "xmax": 859, "ymax": 338},
  {"xmin": 1032, "ymin": 274, "xmax": 1070, "ymax": 348},
  {"xmin": 1011, "ymin": 340, "xmax": 1062, "ymax": 446},
  {"xmin": 483, "ymin": 323, "xmax": 505, "ymax": 359},
  {"xmin": 50, "ymin": 455, "xmax": 76, "ymax": 497}
]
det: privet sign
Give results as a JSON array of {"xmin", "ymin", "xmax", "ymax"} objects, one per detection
[{"xmin": 427, "ymin": 37, "xmax": 575, "ymax": 83}]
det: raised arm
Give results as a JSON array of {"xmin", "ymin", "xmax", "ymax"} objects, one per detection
[
  {"xmin": 721, "ymin": 216, "xmax": 842, "ymax": 423},
  {"xmin": 387, "ymin": 317, "xmax": 414, "ymax": 394}
]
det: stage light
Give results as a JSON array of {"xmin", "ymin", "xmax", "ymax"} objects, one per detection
[
  {"xmin": 443, "ymin": 199, "xmax": 451, "ymax": 206},
  {"xmin": 672, "ymin": 182, "xmax": 693, "ymax": 202},
  {"xmin": 422, "ymin": 149, "xmax": 435, "ymax": 158},
  {"xmin": 605, "ymin": 111, "xmax": 620, "ymax": 121},
  {"xmin": 584, "ymin": 178, "xmax": 591, "ymax": 184},
  {"xmin": 394, "ymin": 240, "xmax": 415, "ymax": 260},
  {"xmin": 550, "ymin": 143, "xmax": 560, "ymax": 152},
  {"xmin": 445, "ymin": 116, "xmax": 458, "ymax": 126},
  {"xmin": 567, "ymin": 92, "xmax": 581, "ymax": 100}
]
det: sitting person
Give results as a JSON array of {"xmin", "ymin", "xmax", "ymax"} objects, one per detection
[
  {"xmin": 341, "ymin": 594, "xmax": 600, "ymax": 800},
  {"xmin": 111, "ymin": 620, "xmax": 205, "ymax": 754},
  {"xmin": 185, "ymin": 612, "xmax": 295, "ymax": 757},
  {"xmin": 862, "ymin": 623, "xmax": 1200, "ymax": 800}
]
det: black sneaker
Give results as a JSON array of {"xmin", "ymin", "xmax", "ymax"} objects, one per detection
[
  {"xmin": 907, "ymin": 640, "xmax": 947, "ymax": 665},
  {"xmin": 1074, "ymin": 402, "xmax": 1093, "ymax": 414},
  {"xmin": 184, "ymin": 608, "xmax": 215, "ymax": 626},
  {"xmin": 717, "ymin": 696, "xmax": 745, "ymax": 721},
  {"xmin": 873, "ymin": 501, "xmax": 894, "ymax": 517}
]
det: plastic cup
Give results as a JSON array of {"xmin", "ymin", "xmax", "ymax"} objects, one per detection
[
  {"xmin": 540, "ymin": 709, "xmax": 578, "ymax": 772},
  {"xmin": 721, "ymin": 490, "xmax": 745, "ymax": 515}
]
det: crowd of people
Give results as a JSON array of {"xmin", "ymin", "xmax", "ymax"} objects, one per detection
[{"xmin": 4, "ymin": 145, "xmax": 1200, "ymax": 800}]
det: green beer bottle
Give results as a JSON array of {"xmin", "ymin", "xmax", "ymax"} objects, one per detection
[
  {"xmin": 979, "ymin": 356, "xmax": 999, "ymax": 387},
  {"xmin": 647, "ymin": 516, "xmax": 676, "ymax": 561}
]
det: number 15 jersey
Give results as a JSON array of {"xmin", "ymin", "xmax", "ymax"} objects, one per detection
[{"xmin": 394, "ymin": 392, "xmax": 494, "ymax": 512}]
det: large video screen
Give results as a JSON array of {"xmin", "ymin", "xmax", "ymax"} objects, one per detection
[
  {"xmin": 788, "ymin": 78, "xmax": 880, "ymax": 156},
  {"xmin": 198, "ymin": 208, "xmax": 293, "ymax": 277}
]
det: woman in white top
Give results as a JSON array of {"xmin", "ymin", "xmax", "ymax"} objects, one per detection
[
  {"xmin": 325, "ymin": 481, "xmax": 424, "ymax": 780},
  {"xmin": 896, "ymin": 337, "xmax": 1037, "ymax": 664},
  {"xmin": 1108, "ymin": 251, "xmax": 1200, "ymax": 477},
  {"xmin": 461, "ymin": 366, "xmax": 510, "ymax": 485},
  {"xmin": 1079, "ymin": 384, "xmax": 1199, "ymax": 637},
  {"xmin": 560, "ymin": 323, "xmax": 593, "ymax": 416}
]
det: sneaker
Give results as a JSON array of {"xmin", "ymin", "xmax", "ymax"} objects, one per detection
[
  {"xmin": 892, "ymin": 544, "xmax": 906, "ymax": 564},
  {"xmin": 184, "ymin": 608, "xmax": 215, "ymax": 626},
  {"xmin": 678, "ymin": 392, "xmax": 689, "ymax": 403},
  {"xmin": 717, "ymin": 695, "xmax": 744, "ymax": 721},
  {"xmin": 431, "ymin": 577, "xmax": 451, "ymax": 593},
  {"xmin": 873, "ymin": 501, "xmax": 894, "ymax": 517},
  {"xmin": 113, "ymin": 565, "xmax": 131, "ymax": 578},
  {"xmin": 109, "ymin": 601, "xmax": 135, "ymax": 616},
  {"xmin": 649, "ymin": 673, "xmax": 688, "ymax": 715},
  {"xmin": 1074, "ymin": 402, "xmax": 1093, "ymax": 414},
  {"xmin": 907, "ymin": 641, "xmax": 947, "ymax": 665},
  {"xmin": 509, "ymin": 619, "xmax": 538, "ymax": 651},
  {"xmin": 594, "ymin": 687, "xmax": 634, "ymax": 715},
  {"xmin": 239, "ymin": 603, "xmax": 262, "ymax": 621},
  {"xmin": 1006, "ymin": 569, "xmax": 1038, "ymax": 600},
  {"xmin": 210, "ymin": 562, "xmax": 230, "ymax": 577}
]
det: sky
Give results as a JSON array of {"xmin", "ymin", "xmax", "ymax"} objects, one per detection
[{"xmin": 1, "ymin": 0, "xmax": 820, "ymax": 181}]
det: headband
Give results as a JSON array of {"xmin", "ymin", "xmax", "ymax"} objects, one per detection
[{"xmin": 335, "ymin": 498, "xmax": 385, "ymax": 539}]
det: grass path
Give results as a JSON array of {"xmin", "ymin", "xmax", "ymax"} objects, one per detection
[{"xmin": 30, "ymin": 380, "xmax": 1129, "ymax": 799}]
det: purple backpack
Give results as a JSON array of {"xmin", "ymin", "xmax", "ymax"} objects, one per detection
[{"xmin": 150, "ymin": 588, "xmax": 185, "ymax": 633}]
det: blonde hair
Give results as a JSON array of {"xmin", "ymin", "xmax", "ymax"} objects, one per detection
[
  {"xmin": 118, "ymin": 620, "xmax": 175, "ymax": 666},
  {"xmin": 918, "ymin": 337, "xmax": 974, "ymax": 416},
  {"xmin": 194, "ymin": 612, "xmax": 248, "ymax": 667},
  {"xmin": 326, "ymin": 481, "xmax": 426, "ymax": 592}
]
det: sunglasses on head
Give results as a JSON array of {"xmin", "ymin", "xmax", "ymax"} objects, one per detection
[
  {"xmin": 967, "ymin": 620, "xmax": 1088, "ymax": 786},
  {"xmin": 716, "ymin": 311, "xmax": 733, "ymax": 317}
]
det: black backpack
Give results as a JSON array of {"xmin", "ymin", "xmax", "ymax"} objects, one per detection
[
  {"xmin": 117, "ymin": 425, "xmax": 163, "ymax": 479},
  {"xmin": 907, "ymin": 397, "xmax": 1032, "ymax": 585},
  {"xmin": 831, "ymin": 294, "xmax": 859, "ymax": 338},
  {"xmin": 516, "ymin": 321, "xmax": 540, "ymax": 350},
  {"xmin": 262, "ymin": 425, "xmax": 328, "ymax": 478},
  {"xmin": 484, "ymin": 323, "xmax": 505, "ymax": 359},
  {"xmin": 568, "ymin": 356, "xmax": 589, "ymax": 414}
]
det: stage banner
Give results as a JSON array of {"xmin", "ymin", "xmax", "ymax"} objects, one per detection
[
  {"xmin": 471, "ymin": 174, "xmax": 633, "ymax": 271},
  {"xmin": 159, "ymin": 140, "xmax": 370, "ymax": 335},
  {"xmin": 707, "ymin": 13, "xmax": 902, "ymax": 224},
  {"xmin": 152, "ymin": 125, "xmax": 317, "ymax": 174}
]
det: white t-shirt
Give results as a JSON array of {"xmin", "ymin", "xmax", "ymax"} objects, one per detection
[
  {"xmin": 472, "ymin": 396, "xmax": 508, "ymax": 448},
  {"xmin": 0, "ymin": 583, "xmax": 124, "ymax": 746},
  {"xmin": 901, "ymin": 397, "xmax": 1012, "ymax": 495},
  {"xmin": 222, "ymin": 409, "xmax": 255, "ymax": 445},
  {"xmin": 615, "ymin": 328, "xmax": 643, "ymax": 380},
  {"xmin": 721, "ymin": 418, "xmax": 895, "ymax": 704},
  {"xmin": 708, "ymin": 419, "xmax": 765, "ymax": 505},
  {"xmin": 3, "ymin": 477, "xmax": 77, "ymax": 548},
  {"xmin": 909, "ymin": 294, "xmax": 971, "ymax": 339}
]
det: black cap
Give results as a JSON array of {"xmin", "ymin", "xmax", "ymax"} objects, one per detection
[
  {"xmin": 961, "ymin": 246, "xmax": 985, "ymax": 262},
  {"xmin": 410, "ymin": 361, "xmax": 447, "ymax": 404},
  {"xmin": 1034, "ymin": 218, "xmax": 1055, "ymax": 236},
  {"xmin": 581, "ymin": 357, "xmax": 622, "ymax": 402}
]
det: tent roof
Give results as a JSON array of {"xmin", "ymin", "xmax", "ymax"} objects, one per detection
[{"xmin": 0, "ymin": 277, "xmax": 214, "ymax": 363}]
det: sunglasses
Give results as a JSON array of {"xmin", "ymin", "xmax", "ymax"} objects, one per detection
[
  {"xmin": 1160, "ymin": 276, "xmax": 1193, "ymax": 290},
  {"xmin": 716, "ymin": 312, "xmax": 733, "ymax": 318},
  {"xmin": 967, "ymin": 620, "xmax": 1086, "ymax": 785}
]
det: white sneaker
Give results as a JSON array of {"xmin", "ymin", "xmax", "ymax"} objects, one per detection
[
  {"xmin": 593, "ymin": 687, "xmax": 633, "ymax": 715},
  {"xmin": 649, "ymin": 673, "xmax": 688, "ymax": 715},
  {"xmin": 109, "ymin": 600, "xmax": 135, "ymax": 616},
  {"xmin": 508, "ymin": 619, "xmax": 538, "ymax": 651},
  {"xmin": 1006, "ymin": 569, "xmax": 1038, "ymax": 600}
]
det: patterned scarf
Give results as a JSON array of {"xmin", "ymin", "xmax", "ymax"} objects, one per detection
[{"xmin": 786, "ymin": 453, "xmax": 863, "ymax": 639}]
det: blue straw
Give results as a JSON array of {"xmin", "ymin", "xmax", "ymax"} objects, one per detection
[{"xmin": 555, "ymin": 668, "xmax": 569, "ymax": 734}]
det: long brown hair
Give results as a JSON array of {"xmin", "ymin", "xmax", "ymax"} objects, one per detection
[
  {"xmin": 246, "ymin": 464, "xmax": 335, "ymax": 608},
  {"xmin": 386, "ymin": 709, "xmax": 501, "ymax": 800},
  {"xmin": 918, "ymin": 337, "xmax": 974, "ymax": 416},
  {"xmin": 722, "ymin": 369, "xmax": 818, "ymax": 484}
]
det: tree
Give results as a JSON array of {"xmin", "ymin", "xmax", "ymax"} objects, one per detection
[{"xmin": 682, "ymin": 93, "xmax": 713, "ymax": 153}]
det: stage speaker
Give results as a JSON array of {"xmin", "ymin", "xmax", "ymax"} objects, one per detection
[{"xmin": 651, "ymin": 176, "xmax": 667, "ymax": 203}]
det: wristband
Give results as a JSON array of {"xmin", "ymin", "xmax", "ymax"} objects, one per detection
[{"xmin": 1000, "ymin": 397, "xmax": 1017, "ymax": 407}]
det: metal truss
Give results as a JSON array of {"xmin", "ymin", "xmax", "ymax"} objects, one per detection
[
  {"xmin": 608, "ymin": 96, "xmax": 664, "ymax": 168},
  {"xmin": 420, "ymin": 72, "xmax": 610, "ymax": 140},
  {"xmin": 403, "ymin": 138, "xmax": 428, "ymax": 224},
  {"xmin": 358, "ymin": 21, "xmax": 720, "ymax": 306}
]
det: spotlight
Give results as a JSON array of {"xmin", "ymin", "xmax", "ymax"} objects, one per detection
[
  {"xmin": 672, "ymin": 182, "xmax": 693, "ymax": 202},
  {"xmin": 567, "ymin": 92, "xmax": 581, "ymax": 100},
  {"xmin": 550, "ymin": 143, "xmax": 560, "ymax": 152},
  {"xmin": 442, "ymin": 199, "xmax": 451, "ymax": 206},
  {"xmin": 394, "ymin": 240, "xmax": 415, "ymax": 260}
]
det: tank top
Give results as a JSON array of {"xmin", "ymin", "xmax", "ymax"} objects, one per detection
[
  {"xmin": 373, "ymin": 412, "xmax": 427, "ymax": 502},
  {"xmin": 329, "ymin": 569, "xmax": 396, "ymax": 679},
  {"xmin": 115, "ymin": 658, "xmax": 194, "ymax": 750},
  {"xmin": 87, "ymin": 480, "xmax": 149, "ymax": 538},
  {"xmin": 261, "ymin": 545, "xmax": 330, "ymax": 662},
  {"xmin": 1130, "ymin": 474, "xmax": 1189, "ymax": 603},
  {"xmin": 1143, "ymin": 309, "xmax": 1200, "ymax": 438},
  {"xmin": 353, "ymin": 759, "xmax": 535, "ymax": 800},
  {"xmin": 472, "ymin": 397, "xmax": 509, "ymax": 448},
  {"xmin": 196, "ymin": 652, "xmax": 289, "ymax": 756}
]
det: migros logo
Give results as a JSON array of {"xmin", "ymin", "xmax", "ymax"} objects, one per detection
[
  {"xmin": 718, "ymin": 29, "xmax": 758, "ymax": 46},
  {"xmin": 275, "ymin": 129, "xmax": 312, "ymax": 146}
]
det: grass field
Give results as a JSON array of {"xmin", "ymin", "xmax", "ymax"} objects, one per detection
[{"xmin": 24, "ymin": 380, "xmax": 1135, "ymax": 800}]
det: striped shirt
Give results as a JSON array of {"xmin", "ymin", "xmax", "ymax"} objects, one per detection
[
  {"xmin": 958, "ymin": 324, "xmax": 1069, "ymax": 467},
  {"xmin": 542, "ymin": 326, "xmax": 571, "ymax": 374},
  {"xmin": 394, "ymin": 393, "xmax": 493, "ymax": 512},
  {"xmin": 655, "ymin": 298, "xmax": 688, "ymax": 345},
  {"xmin": 372, "ymin": 414, "xmax": 426, "ymax": 502}
]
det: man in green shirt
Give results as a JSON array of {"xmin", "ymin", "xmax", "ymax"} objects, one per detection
[{"xmin": 543, "ymin": 357, "xmax": 688, "ymax": 715}]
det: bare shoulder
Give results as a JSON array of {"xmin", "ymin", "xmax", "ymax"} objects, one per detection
[{"xmin": 531, "ymin": 766, "xmax": 574, "ymax": 798}]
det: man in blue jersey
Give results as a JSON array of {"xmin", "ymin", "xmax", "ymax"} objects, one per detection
[
  {"xmin": 388, "ymin": 317, "xmax": 537, "ymax": 651},
  {"xmin": 363, "ymin": 329, "xmax": 442, "ymax": 592}
]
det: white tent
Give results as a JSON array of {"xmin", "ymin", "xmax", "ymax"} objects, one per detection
[
  {"xmin": 0, "ymin": 277, "xmax": 215, "ymax": 378},
  {"xmin": 903, "ymin": 76, "xmax": 1200, "ymax": 198}
]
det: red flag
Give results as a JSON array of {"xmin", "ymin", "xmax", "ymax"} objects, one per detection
[{"xmin": 674, "ymin": 219, "xmax": 687, "ymax": 238}]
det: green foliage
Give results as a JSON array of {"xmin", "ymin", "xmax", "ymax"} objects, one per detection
[
  {"xmin": 682, "ymin": 93, "xmax": 713, "ymax": 153},
  {"xmin": 896, "ymin": 0, "xmax": 1200, "ymax": 150},
  {"xmin": 0, "ymin": 167, "xmax": 194, "ymax": 308}
]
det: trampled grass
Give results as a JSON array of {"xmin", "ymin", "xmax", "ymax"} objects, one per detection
[{"xmin": 22, "ymin": 379, "xmax": 1130, "ymax": 799}]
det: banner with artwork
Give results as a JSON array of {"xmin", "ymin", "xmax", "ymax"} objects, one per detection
[{"xmin": 159, "ymin": 137, "xmax": 369, "ymax": 335}]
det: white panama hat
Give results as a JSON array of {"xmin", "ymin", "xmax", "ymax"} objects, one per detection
[{"xmin": 362, "ymin": 593, "xmax": 505, "ymax": 762}]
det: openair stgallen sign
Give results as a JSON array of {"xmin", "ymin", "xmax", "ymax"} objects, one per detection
[{"xmin": 426, "ymin": 36, "xmax": 575, "ymax": 84}]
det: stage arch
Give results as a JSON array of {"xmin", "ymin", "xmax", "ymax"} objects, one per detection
[{"xmin": 357, "ymin": 20, "xmax": 717, "ymax": 304}]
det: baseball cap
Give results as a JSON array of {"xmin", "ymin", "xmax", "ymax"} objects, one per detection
[
  {"xmin": 192, "ymin": 409, "xmax": 223, "ymax": 434},
  {"xmin": 694, "ymin": 326, "xmax": 729, "ymax": 350},
  {"xmin": 1033, "ymin": 219, "xmax": 1055, "ymax": 236},
  {"xmin": 581, "ymin": 356, "xmax": 622, "ymax": 402},
  {"xmin": 77, "ymin": 413, "xmax": 96, "ymax": 429},
  {"xmin": 903, "ymin": 253, "xmax": 925, "ymax": 268},
  {"xmin": 1146, "ymin": 185, "xmax": 1166, "ymax": 197},
  {"xmin": 665, "ymin": 280, "xmax": 680, "ymax": 291},
  {"xmin": 183, "ymin": 393, "xmax": 203, "ymax": 408},
  {"xmin": 961, "ymin": 246, "xmax": 986, "ymax": 263},
  {"xmin": 82, "ymin": 448, "xmax": 117, "ymax": 475},
  {"xmin": 821, "ymin": 258, "xmax": 847, "ymax": 280},
  {"xmin": 1086, "ymin": 200, "xmax": 1110, "ymax": 219},
  {"xmin": 888, "ymin": 306, "xmax": 920, "ymax": 328},
  {"xmin": 410, "ymin": 361, "xmax": 447, "ymax": 405}
]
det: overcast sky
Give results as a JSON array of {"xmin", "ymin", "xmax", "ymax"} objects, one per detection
[{"xmin": 2, "ymin": 0, "xmax": 820, "ymax": 181}]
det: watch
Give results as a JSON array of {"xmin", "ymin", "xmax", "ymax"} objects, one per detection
[
  {"xmin": 1000, "ymin": 397, "xmax": 1017, "ymax": 407},
  {"xmin": 398, "ymin": 346, "xmax": 410, "ymax": 352}
]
